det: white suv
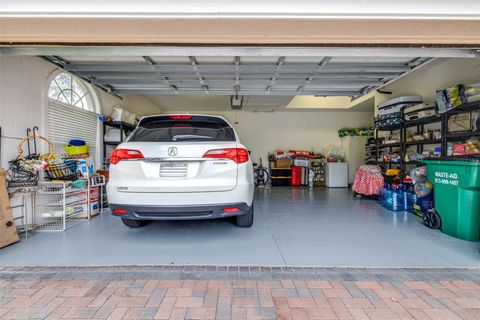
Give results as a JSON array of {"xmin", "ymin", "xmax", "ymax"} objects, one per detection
[{"xmin": 107, "ymin": 114, "xmax": 254, "ymax": 228}]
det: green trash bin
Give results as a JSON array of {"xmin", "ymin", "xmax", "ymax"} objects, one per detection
[{"xmin": 423, "ymin": 158, "xmax": 480, "ymax": 241}]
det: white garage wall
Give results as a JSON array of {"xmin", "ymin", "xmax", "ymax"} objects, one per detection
[
  {"xmin": 231, "ymin": 111, "xmax": 373, "ymax": 164},
  {"xmin": 0, "ymin": 56, "xmax": 161, "ymax": 169},
  {"xmin": 374, "ymin": 58, "xmax": 480, "ymax": 114},
  {"xmin": 123, "ymin": 95, "xmax": 162, "ymax": 116},
  {"xmin": 380, "ymin": 58, "xmax": 480, "ymax": 103},
  {"xmin": 0, "ymin": 56, "xmax": 52, "ymax": 169},
  {"xmin": 357, "ymin": 57, "xmax": 480, "ymax": 141}
]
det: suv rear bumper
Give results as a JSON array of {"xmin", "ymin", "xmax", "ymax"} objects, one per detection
[
  {"xmin": 110, "ymin": 203, "xmax": 250, "ymax": 220},
  {"xmin": 106, "ymin": 181, "xmax": 254, "ymax": 207}
]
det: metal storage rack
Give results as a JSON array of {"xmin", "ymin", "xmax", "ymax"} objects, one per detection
[
  {"xmin": 35, "ymin": 181, "xmax": 88, "ymax": 232},
  {"xmin": 372, "ymin": 122, "xmax": 405, "ymax": 175},
  {"xmin": 311, "ymin": 159, "xmax": 326, "ymax": 187},
  {"xmin": 88, "ymin": 174, "xmax": 106, "ymax": 219},
  {"xmin": 102, "ymin": 121, "xmax": 136, "ymax": 169},
  {"xmin": 370, "ymin": 101, "xmax": 480, "ymax": 177},
  {"xmin": 402, "ymin": 114, "xmax": 442, "ymax": 170},
  {"xmin": 372, "ymin": 108, "xmax": 442, "ymax": 177},
  {"xmin": 35, "ymin": 175, "xmax": 105, "ymax": 232},
  {"xmin": 441, "ymin": 101, "xmax": 480, "ymax": 157},
  {"xmin": 89, "ymin": 175, "xmax": 106, "ymax": 217}
]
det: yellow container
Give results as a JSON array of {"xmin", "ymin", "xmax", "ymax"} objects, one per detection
[
  {"xmin": 65, "ymin": 144, "xmax": 89, "ymax": 157},
  {"xmin": 386, "ymin": 169, "xmax": 400, "ymax": 177}
]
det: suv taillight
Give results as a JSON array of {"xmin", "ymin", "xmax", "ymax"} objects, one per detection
[
  {"xmin": 202, "ymin": 148, "xmax": 249, "ymax": 164},
  {"xmin": 170, "ymin": 115, "xmax": 192, "ymax": 120},
  {"xmin": 110, "ymin": 149, "xmax": 144, "ymax": 165}
]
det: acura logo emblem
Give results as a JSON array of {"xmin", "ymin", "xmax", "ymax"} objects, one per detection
[{"xmin": 168, "ymin": 147, "xmax": 178, "ymax": 156}]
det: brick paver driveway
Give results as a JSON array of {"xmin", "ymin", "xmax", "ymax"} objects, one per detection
[{"xmin": 1, "ymin": 266, "xmax": 480, "ymax": 319}]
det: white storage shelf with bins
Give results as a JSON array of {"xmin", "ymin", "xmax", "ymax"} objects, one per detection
[{"xmin": 35, "ymin": 175, "xmax": 105, "ymax": 232}]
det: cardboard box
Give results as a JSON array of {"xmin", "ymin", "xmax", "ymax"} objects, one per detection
[
  {"xmin": 275, "ymin": 158, "xmax": 291, "ymax": 168},
  {"xmin": 0, "ymin": 169, "xmax": 19, "ymax": 248}
]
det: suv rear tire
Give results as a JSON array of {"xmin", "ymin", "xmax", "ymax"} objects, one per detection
[
  {"xmin": 121, "ymin": 218, "xmax": 149, "ymax": 228},
  {"xmin": 236, "ymin": 204, "xmax": 254, "ymax": 227}
]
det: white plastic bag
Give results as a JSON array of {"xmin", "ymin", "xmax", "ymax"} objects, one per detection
[
  {"xmin": 104, "ymin": 128, "xmax": 123, "ymax": 142},
  {"xmin": 308, "ymin": 169, "xmax": 315, "ymax": 188},
  {"xmin": 111, "ymin": 107, "xmax": 136, "ymax": 125}
]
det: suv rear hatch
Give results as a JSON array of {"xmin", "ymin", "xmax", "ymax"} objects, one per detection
[{"xmin": 110, "ymin": 115, "xmax": 246, "ymax": 193}]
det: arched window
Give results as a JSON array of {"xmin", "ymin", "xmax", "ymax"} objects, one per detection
[
  {"xmin": 48, "ymin": 72, "xmax": 97, "ymax": 112},
  {"xmin": 47, "ymin": 72, "xmax": 100, "ymax": 166}
]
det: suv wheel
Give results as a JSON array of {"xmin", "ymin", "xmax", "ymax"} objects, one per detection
[
  {"xmin": 121, "ymin": 218, "xmax": 149, "ymax": 228},
  {"xmin": 236, "ymin": 204, "xmax": 254, "ymax": 227}
]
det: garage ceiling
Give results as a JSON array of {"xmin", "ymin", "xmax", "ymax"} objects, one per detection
[
  {"xmin": 3, "ymin": 46, "xmax": 479, "ymax": 100},
  {"xmin": 44, "ymin": 55, "xmax": 429, "ymax": 97}
]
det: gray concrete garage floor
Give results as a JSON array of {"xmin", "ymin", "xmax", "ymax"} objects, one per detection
[{"xmin": 1, "ymin": 188, "xmax": 479, "ymax": 267}]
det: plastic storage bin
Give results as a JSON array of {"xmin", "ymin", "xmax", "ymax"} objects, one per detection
[
  {"xmin": 423, "ymin": 158, "xmax": 480, "ymax": 241},
  {"xmin": 293, "ymin": 158, "xmax": 310, "ymax": 167}
]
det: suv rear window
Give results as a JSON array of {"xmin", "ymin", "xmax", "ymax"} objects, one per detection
[{"xmin": 128, "ymin": 115, "xmax": 236, "ymax": 142}]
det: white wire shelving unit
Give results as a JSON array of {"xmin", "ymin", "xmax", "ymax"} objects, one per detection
[
  {"xmin": 89, "ymin": 175, "xmax": 106, "ymax": 218},
  {"xmin": 35, "ymin": 175, "xmax": 105, "ymax": 232}
]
